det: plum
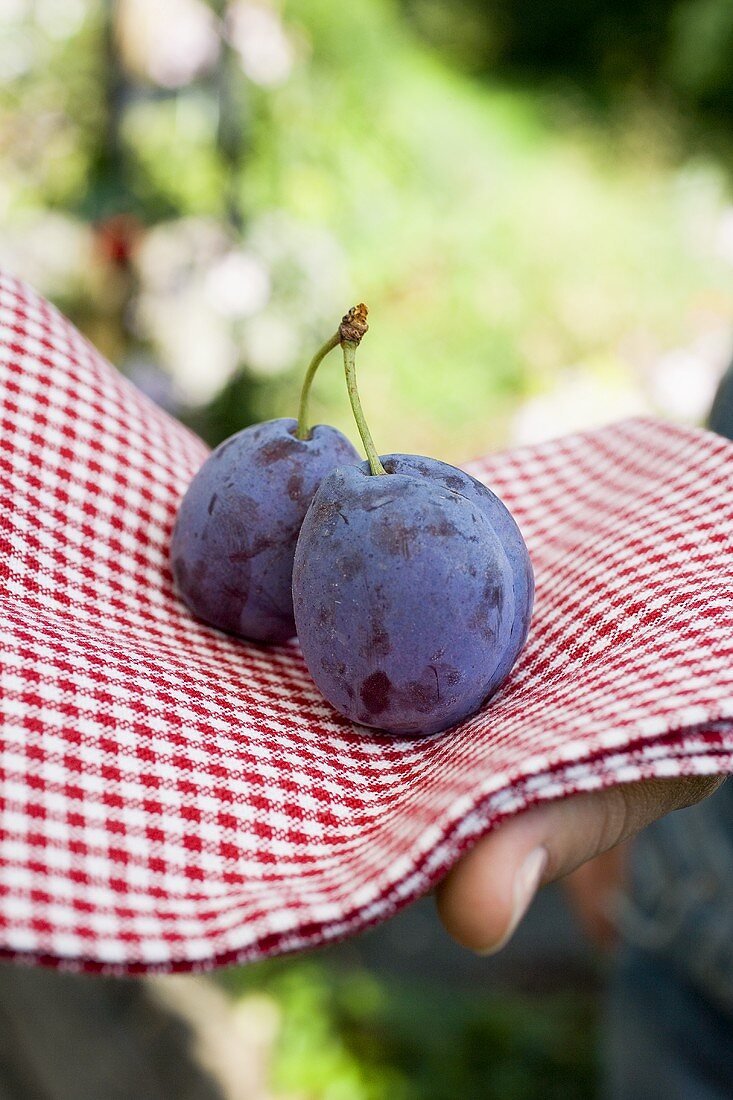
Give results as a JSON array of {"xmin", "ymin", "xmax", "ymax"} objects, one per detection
[
  {"xmin": 170, "ymin": 322, "xmax": 361, "ymax": 643},
  {"xmin": 292, "ymin": 309, "xmax": 534, "ymax": 735},
  {"xmin": 171, "ymin": 418, "xmax": 359, "ymax": 642}
]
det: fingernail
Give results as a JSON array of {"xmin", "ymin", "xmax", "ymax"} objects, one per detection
[{"xmin": 476, "ymin": 846, "xmax": 549, "ymax": 956}]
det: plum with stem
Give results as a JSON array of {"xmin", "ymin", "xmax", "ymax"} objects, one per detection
[
  {"xmin": 171, "ymin": 323, "xmax": 360, "ymax": 643},
  {"xmin": 292, "ymin": 307, "xmax": 534, "ymax": 735}
]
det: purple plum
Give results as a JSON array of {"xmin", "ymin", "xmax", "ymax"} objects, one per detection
[
  {"xmin": 292, "ymin": 454, "xmax": 534, "ymax": 736},
  {"xmin": 171, "ymin": 417, "xmax": 360, "ymax": 643},
  {"xmin": 291, "ymin": 304, "xmax": 533, "ymax": 736}
]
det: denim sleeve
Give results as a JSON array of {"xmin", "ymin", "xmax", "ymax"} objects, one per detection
[{"xmin": 615, "ymin": 779, "xmax": 733, "ymax": 1015}]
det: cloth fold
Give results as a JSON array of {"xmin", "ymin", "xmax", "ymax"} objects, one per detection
[{"xmin": 0, "ymin": 270, "xmax": 731, "ymax": 972}]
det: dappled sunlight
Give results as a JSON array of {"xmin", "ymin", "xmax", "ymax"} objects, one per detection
[{"xmin": 1, "ymin": 0, "xmax": 732, "ymax": 463}]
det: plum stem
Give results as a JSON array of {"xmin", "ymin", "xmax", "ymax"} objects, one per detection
[
  {"xmin": 342, "ymin": 339, "xmax": 387, "ymax": 477},
  {"xmin": 295, "ymin": 331, "xmax": 341, "ymax": 440}
]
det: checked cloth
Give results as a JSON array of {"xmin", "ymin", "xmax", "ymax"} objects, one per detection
[{"xmin": 0, "ymin": 269, "xmax": 732, "ymax": 973}]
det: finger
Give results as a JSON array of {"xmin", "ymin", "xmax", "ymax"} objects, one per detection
[
  {"xmin": 564, "ymin": 844, "xmax": 629, "ymax": 949},
  {"xmin": 435, "ymin": 774, "xmax": 724, "ymax": 956}
]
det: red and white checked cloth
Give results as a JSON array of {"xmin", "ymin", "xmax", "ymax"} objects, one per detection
[{"xmin": 0, "ymin": 270, "xmax": 732, "ymax": 973}]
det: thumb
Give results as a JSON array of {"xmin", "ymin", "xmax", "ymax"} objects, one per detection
[{"xmin": 435, "ymin": 774, "xmax": 724, "ymax": 956}]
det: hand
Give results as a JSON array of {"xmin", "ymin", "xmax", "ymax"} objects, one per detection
[{"xmin": 435, "ymin": 775, "xmax": 725, "ymax": 955}]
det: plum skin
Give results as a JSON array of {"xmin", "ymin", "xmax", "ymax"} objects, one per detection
[
  {"xmin": 170, "ymin": 417, "xmax": 360, "ymax": 643},
  {"xmin": 394, "ymin": 455, "xmax": 536, "ymax": 688},
  {"xmin": 292, "ymin": 454, "xmax": 534, "ymax": 736}
]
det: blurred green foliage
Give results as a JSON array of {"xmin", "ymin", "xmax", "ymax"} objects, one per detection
[
  {"xmin": 2, "ymin": 0, "xmax": 733, "ymax": 465},
  {"xmin": 401, "ymin": 0, "xmax": 733, "ymax": 128},
  {"xmin": 221, "ymin": 956, "xmax": 597, "ymax": 1099}
]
